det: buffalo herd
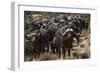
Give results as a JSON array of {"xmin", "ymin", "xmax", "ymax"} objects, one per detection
[{"xmin": 24, "ymin": 13, "xmax": 90, "ymax": 61}]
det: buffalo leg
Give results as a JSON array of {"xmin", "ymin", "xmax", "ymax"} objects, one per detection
[
  {"xmin": 51, "ymin": 43, "xmax": 55, "ymax": 54},
  {"xmin": 57, "ymin": 48, "xmax": 61, "ymax": 58},
  {"xmin": 59, "ymin": 49, "xmax": 61, "ymax": 58},
  {"xmin": 68, "ymin": 48, "xmax": 71, "ymax": 57},
  {"xmin": 46, "ymin": 44, "xmax": 49, "ymax": 52},
  {"xmin": 62, "ymin": 48, "xmax": 66, "ymax": 59},
  {"xmin": 37, "ymin": 49, "xmax": 40, "ymax": 59},
  {"xmin": 76, "ymin": 35, "xmax": 80, "ymax": 46},
  {"xmin": 33, "ymin": 48, "xmax": 37, "ymax": 59}
]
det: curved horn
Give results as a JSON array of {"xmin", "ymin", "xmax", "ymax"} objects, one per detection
[{"xmin": 62, "ymin": 28, "xmax": 70, "ymax": 36}]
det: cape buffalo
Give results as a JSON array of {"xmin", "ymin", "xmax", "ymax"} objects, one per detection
[
  {"xmin": 53, "ymin": 25, "xmax": 76, "ymax": 59},
  {"xmin": 27, "ymin": 28, "xmax": 50, "ymax": 59}
]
